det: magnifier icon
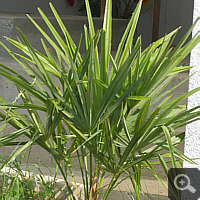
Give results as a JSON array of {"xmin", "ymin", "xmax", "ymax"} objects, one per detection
[{"xmin": 174, "ymin": 174, "xmax": 196, "ymax": 193}]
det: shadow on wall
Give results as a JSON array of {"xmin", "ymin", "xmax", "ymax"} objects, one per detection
[
  {"xmin": 0, "ymin": 0, "xmax": 194, "ymax": 46},
  {"xmin": 0, "ymin": 0, "xmax": 84, "ymax": 16}
]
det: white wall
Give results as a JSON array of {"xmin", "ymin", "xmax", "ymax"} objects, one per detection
[{"xmin": 184, "ymin": 0, "xmax": 200, "ymax": 168}]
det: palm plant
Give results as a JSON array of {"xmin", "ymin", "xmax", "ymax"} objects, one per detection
[{"xmin": 0, "ymin": 0, "xmax": 200, "ymax": 199}]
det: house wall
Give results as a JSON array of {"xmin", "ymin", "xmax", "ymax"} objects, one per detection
[{"xmin": 184, "ymin": 0, "xmax": 200, "ymax": 168}]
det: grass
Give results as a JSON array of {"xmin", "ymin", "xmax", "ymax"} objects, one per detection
[{"xmin": 0, "ymin": 154, "xmax": 57, "ymax": 200}]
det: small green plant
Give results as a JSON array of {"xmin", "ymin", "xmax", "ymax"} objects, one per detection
[
  {"xmin": 0, "ymin": 154, "xmax": 57, "ymax": 199},
  {"xmin": 0, "ymin": 0, "xmax": 200, "ymax": 199}
]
